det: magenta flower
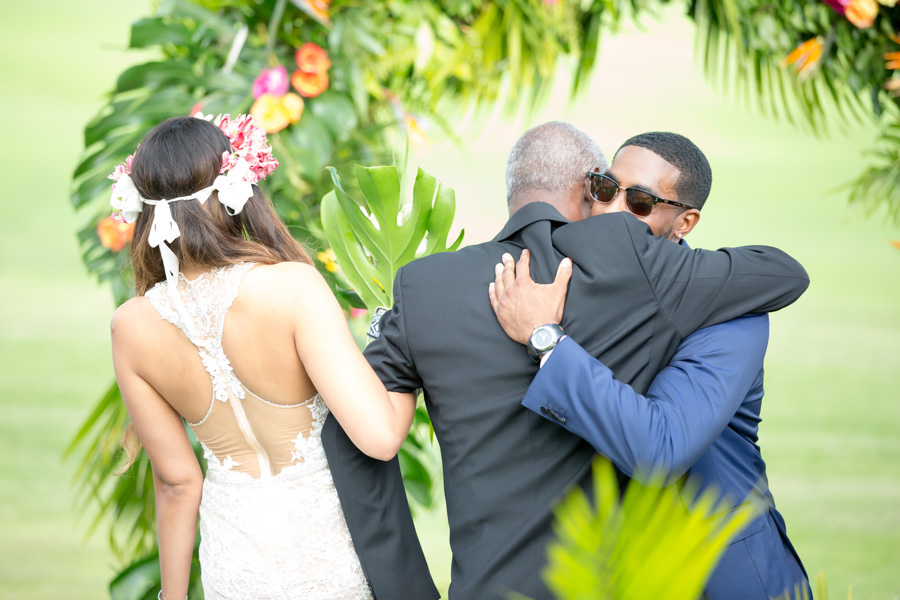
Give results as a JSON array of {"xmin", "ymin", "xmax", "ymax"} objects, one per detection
[
  {"xmin": 822, "ymin": 0, "xmax": 850, "ymax": 13},
  {"xmin": 252, "ymin": 66, "xmax": 290, "ymax": 99}
]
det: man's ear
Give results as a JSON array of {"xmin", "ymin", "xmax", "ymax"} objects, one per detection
[{"xmin": 674, "ymin": 209, "xmax": 701, "ymax": 239}]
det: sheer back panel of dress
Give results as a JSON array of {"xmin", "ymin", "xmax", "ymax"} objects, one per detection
[{"xmin": 145, "ymin": 263, "xmax": 321, "ymax": 479}]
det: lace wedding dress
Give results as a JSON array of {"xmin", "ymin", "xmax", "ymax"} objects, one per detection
[{"xmin": 146, "ymin": 263, "xmax": 373, "ymax": 600}]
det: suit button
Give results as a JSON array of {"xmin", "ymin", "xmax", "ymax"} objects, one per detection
[{"xmin": 540, "ymin": 406, "xmax": 566, "ymax": 423}]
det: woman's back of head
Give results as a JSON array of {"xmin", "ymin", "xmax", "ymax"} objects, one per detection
[{"xmin": 127, "ymin": 116, "xmax": 312, "ymax": 295}]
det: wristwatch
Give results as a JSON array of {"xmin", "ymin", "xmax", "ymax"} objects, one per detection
[{"xmin": 527, "ymin": 323, "xmax": 565, "ymax": 362}]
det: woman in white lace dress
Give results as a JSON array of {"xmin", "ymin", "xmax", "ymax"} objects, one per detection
[{"xmin": 109, "ymin": 116, "xmax": 417, "ymax": 600}]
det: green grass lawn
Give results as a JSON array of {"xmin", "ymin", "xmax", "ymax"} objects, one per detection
[{"xmin": 1, "ymin": 2, "xmax": 898, "ymax": 599}]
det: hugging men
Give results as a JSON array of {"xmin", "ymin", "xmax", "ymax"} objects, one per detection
[{"xmin": 322, "ymin": 123, "xmax": 810, "ymax": 599}]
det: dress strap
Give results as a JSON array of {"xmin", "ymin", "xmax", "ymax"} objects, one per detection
[{"xmin": 146, "ymin": 262, "xmax": 256, "ymax": 403}]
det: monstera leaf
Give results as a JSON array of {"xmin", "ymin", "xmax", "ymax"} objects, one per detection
[{"xmin": 320, "ymin": 144, "xmax": 464, "ymax": 310}]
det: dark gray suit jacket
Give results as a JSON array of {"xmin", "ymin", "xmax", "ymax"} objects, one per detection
[{"xmin": 321, "ymin": 203, "xmax": 810, "ymax": 600}]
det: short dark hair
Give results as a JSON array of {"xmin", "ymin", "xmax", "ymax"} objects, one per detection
[{"xmin": 617, "ymin": 132, "xmax": 712, "ymax": 210}]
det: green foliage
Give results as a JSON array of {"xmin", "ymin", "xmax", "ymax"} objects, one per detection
[
  {"xmin": 687, "ymin": 0, "xmax": 900, "ymax": 223},
  {"xmin": 321, "ymin": 146, "xmax": 461, "ymax": 512},
  {"xmin": 534, "ymin": 458, "xmax": 759, "ymax": 600},
  {"xmin": 321, "ymin": 144, "xmax": 464, "ymax": 309},
  {"xmin": 72, "ymin": 1, "xmax": 619, "ymax": 589},
  {"xmin": 848, "ymin": 112, "xmax": 900, "ymax": 222},
  {"xmin": 108, "ymin": 536, "xmax": 203, "ymax": 600}
]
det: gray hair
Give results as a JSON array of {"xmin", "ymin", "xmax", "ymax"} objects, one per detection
[{"xmin": 505, "ymin": 122, "xmax": 607, "ymax": 203}]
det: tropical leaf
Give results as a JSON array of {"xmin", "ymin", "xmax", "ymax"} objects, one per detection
[
  {"xmin": 537, "ymin": 458, "xmax": 760, "ymax": 600},
  {"xmin": 321, "ymin": 142, "xmax": 464, "ymax": 309}
]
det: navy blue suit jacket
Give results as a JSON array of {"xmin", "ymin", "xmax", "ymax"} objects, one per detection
[{"xmin": 524, "ymin": 315, "xmax": 811, "ymax": 600}]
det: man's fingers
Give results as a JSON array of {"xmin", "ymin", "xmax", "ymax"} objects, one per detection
[
  {"xmin": 554, "ymin": 257, "xmax": 573, "ymax": 290},
  {"xmin": 516, "ymin": 249, "xmax": 532, "ymax": 283},
  {"xmin": 488, "ymin": 281, "xmax": 498, "ymax": 313},
  {"xmin": 494, "ymin": 262, "xmax": 506, "ymax": 299},
  {"xmin": 501, "ymin": 253, "xmax": 516, "ymax": 290}
]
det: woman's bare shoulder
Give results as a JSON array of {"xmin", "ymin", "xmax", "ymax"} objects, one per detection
[
  {"xmin": 243, "ymin": 262, "xmax": 331, "ymax": 305},
  {"xmin": 110, "ymin": 296, "xmax": 155, "ymax": 337}
]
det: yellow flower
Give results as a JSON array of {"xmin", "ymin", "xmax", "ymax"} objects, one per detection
[
  {"xmin": 281, "ymin": 93, "xmax": 305, "ymax": 123},
  {"xmin": 250, "ymin": 94, "xmax": 291, "ymax": 134},
  {"xmin": 317, "ymin": 248, "xmax": 338, "ymax": 273},
  {"xmin": 845, "ymin": 0, "xmax": 878, "ymax": 29},
  {"xmin": 250, "ymin": 93, "xmax": 305, "ymax": 133},
  {"xmin": 782, "ymin": 38, "xmax": 824, "ymax": 77}
]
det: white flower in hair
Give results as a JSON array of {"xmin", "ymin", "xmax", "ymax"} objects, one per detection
[
  {"xmin": 106, "ymin": 113, "xmax": 278, "ymax": 294},
  {"xmin": 212, "ymin": 159, "xmax": 254, "ymax": 215},
  {"xmin": 110, "ymin": 174, "xmax": 143, "ymax": 223}
]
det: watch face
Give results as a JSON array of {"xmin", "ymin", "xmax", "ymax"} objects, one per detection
[{"xmin": 532, "ymin": 327, "xmax": 554, "ymax": 351}]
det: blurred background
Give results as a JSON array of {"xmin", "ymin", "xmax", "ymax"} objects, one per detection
[{"xmin": 1, "ymin": 1, "xmax": 898, "ymax": 599}]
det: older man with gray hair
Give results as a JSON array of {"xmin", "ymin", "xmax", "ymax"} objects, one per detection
[
  {"xmin": 505, "ymin": 121, "xmax": 608, "ymax": 216},
  {"xmin": 322, "ymin": 122, "xmax": 809, "ymax": 600}
]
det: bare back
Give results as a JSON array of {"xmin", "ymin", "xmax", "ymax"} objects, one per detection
[{"xmin": 137, "ymin": 262, "xmax": 324, "ymax": 479}]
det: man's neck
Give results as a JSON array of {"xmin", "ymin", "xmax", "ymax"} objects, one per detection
[{"xmin": 508, "ymin": 190, "xmax": 574, "ymax": 220}]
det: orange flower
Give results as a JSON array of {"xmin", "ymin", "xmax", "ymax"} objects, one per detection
[
  {"xmin": 294, "ymin": 0, "xmax": 331, "ymax": 25},
  {"xmin": 97, "ymin": 215, "xmax": 134, "ymax": 252},
  {"xmin": 295, "ymin": 43, "xmax": 331, "ymax": 74},
  {"xmin": 292, "ymin": 70, "xmax": 329, "ymax": 98},
  {"xmin": 891, "ymin": 240, "xmax": 900, "ymax": 249},
  {"xmin": 845, "ymin": 0, "xmax": 878, "ymax": 28},
  {"xmin": 250, "ymin": 93, "xmax": 306, "ymax": 133},
  {"xmin": 783, "ymin": 38, "xmax": 824, "ymax": 77}
]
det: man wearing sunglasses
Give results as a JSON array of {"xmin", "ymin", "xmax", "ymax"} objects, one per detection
[
  {"xmin": 322, "ymin": 123, "xmax": 810, "ymax": 600},
  {"xmin": 490, "ymin": 131, "xmax": 810, "ymax": 600}
]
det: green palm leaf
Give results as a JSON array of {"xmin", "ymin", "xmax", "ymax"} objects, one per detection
[{"xmin": 537, "ymin": 458, "xmax": 759, "ymax": 600}]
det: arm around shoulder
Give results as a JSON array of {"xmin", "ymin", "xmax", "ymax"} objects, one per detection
[
  {"xmin": 625, "ymin": 216, "xmax": 809, "ymax": 333},
  {"xmin": 271, "ymin": 262, "xmax": 415, "ymax": 461}
]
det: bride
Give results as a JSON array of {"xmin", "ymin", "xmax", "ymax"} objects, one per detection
[{"xmin": 109, "ymin": 115, "xmax": 416, "ymax": 599}]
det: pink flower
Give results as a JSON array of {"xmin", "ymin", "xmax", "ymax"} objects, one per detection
[
  {"xmin": 350, "ymin": 308, "xmax": 368, "ymax": 318},
  {"xmin": 108, "ymin": 155, "xmax": 134, "ymax": 182},
  {"xmin": 220, "ymin": 151, "xmax": 239, "ymax": 174},
  {"xmin": 194, "ymin": 112, "xmax": 279, "ymax": 183},
  {"xmin": 252, "ymin": 66, "xmax": 290, "ymax": 99},
  {"xmin": 822, "ymin": 0, "xmax": 851, "ymax": 13}
]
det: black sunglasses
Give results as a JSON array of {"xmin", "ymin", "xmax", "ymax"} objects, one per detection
[{"xmin": 587, "ymin": 172, "xmax": 694, "ymax": 217}]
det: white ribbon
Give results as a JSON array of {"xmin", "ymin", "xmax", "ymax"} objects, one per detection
[{"xmin": 113, "ymin": 160, "xmax": 255, "ymax": 292}]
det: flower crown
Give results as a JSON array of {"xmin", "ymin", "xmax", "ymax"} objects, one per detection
[{"xmin": 108, "ymin": 112, "xmax": 278, "ymax": 291}]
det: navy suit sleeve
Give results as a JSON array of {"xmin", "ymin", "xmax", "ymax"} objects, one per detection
[
  {"xmin": 523, "ymin": 315, "xmax": 769, "ymax": 484},
  {"xmin": 364, "ymin": 267, "xmax": 423, "ymax": 392}
]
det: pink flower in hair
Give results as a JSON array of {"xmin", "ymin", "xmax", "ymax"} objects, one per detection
[
  {"xmin": 220, "ymin": 150, "xmax": 239, "ymax": 174},
  {"xmin": 108, "ymin": 155, "xmax": 134, "ymax": 182},
  {"xmin": 194, "ymin": 112, "xmax": 278, "ymax": 184}
]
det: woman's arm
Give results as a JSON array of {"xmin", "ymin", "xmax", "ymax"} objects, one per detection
[
  {"xmin": 111, "ymin": 303, "xmax": 203, "ymax": 600},
  {"xmin": 276, "ymin": 263, "xmax": 416, "ymax": 461}
]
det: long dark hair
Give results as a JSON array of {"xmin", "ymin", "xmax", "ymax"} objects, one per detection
[
  {"xmin": 129, "ymin": 116, "xmax": 312, "ymax": 296},
  {"xmin": 119, "ymin": 116, "xmax": 313, "ymax": 472}
]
